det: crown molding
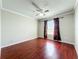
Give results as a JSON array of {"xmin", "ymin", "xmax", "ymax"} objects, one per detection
[
  {"xmin": 1, "ymin": 8, "xmax": 35, "ymax": 19},
  {"xmin": 38, "ymin": 8, "xmax": 74, "ymax": 20}
]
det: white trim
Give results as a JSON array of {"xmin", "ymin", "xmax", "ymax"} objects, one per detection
[
  {"xmin": 1, "ymin": 38, "xmax": 36, "ymax": 48},
  {"xmin": 53, "ymin": 40, "xmax": 75, "ymax": 45},
  {"xmin": 39, "ymin": 9, "xmax": 74, "ymax": 21},
  {"xmin": 60, "ymin": 41, "xmax": 75, "ymax": 45},
  {"xmin": 1, "ymin": 38, "xmax": 75, "ymax": 48},
  {"xmin": 75, "ymin": 46, "xmax": 78, "ymax": 55},
  {"xmin": 1, "ymin": 8, "xmax": 34, "ymax": 19}
]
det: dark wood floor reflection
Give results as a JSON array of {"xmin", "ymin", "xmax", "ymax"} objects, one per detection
[{"xmin": 2, "ymin": 38, "xmax": 77, "ymax": 59}]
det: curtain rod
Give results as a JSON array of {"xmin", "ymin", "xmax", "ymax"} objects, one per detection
[{"xmin": 39, "ymin": 17, "xmax": 64, "ymax": 22}]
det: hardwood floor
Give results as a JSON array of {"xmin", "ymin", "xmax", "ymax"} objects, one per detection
[{"xmin": 1, "ymin": 38, "xmax": 77, "ymax": 59}]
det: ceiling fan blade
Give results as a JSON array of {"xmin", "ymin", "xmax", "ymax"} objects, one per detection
[
  {"xmin": 44, "ymin": 10, "xmax": 49, "ymax": 12},
  {"xmin": 31, "ymin": 1, "xmax": 42, "ymax": 11}
]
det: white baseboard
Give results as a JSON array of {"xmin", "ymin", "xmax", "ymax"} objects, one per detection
[
  {"xmin": 1, "ymin": 38, "xmax": 36, "ymax": 48},
  {"xmin": 74, "ymin": 45, "xmax": 78, "ymax": 55},
  {"xmin": 60, "ymin": 41, "xmax": 75, "ymax": 45}
]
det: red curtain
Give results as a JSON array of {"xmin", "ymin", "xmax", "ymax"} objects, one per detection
[
  {"xmin": 53, "ymin": 18, "xmax": 61, "ymax": 41},
  {"xmin": 44, "ymin": 20, "xmax": 47, "ymax": 39}
]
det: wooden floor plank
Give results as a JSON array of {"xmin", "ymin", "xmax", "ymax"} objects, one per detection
[{"xmin": 1, "ymin": 38, "xmax": 77, "ymax": 59}]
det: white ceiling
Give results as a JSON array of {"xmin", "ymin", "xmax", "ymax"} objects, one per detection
[{"xmin": 2, "ymin": 0, "xmax": 75, "ymax": 19}]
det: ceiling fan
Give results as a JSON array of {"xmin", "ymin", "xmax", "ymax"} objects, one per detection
[{"xmin": 31, "ymin": 1, "xmax": 49, "ymax": 16}]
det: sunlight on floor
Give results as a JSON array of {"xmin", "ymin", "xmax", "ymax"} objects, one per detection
[{"xmin": 44, "ymin": 42, "xmax": 59, "ymax": 59}]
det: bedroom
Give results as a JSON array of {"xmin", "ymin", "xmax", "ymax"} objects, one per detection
[{"xmin": 0, "ymin": 0, "xmax": 78, "ymax": 59}]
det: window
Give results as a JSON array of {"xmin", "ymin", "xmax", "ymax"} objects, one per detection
[{"xmin": 47, "ymin": 20, "xmax": 54, "ymax": 39}]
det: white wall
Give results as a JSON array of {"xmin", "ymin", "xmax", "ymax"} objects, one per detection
[
  {"xmin": 38, "ymin": 21, "xmax": 44, "ymax": 38},
  {"xmin": 1, "ymin": 10, "xmax": 37, "ymax": 48},
  {"xmin": 38, "ymin": 13, "xmax": 75, "ymax": 44},
  {"xmin": 0, "ymin": 9, "xmax": 1, "ymax": 48},
  {"xmin": 60, "ymin": 13, "xmax": 75, "ymax": 44},
  {"xmin": 75, "ymin": 3, "xmax": 78, "ymax": 54}
]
